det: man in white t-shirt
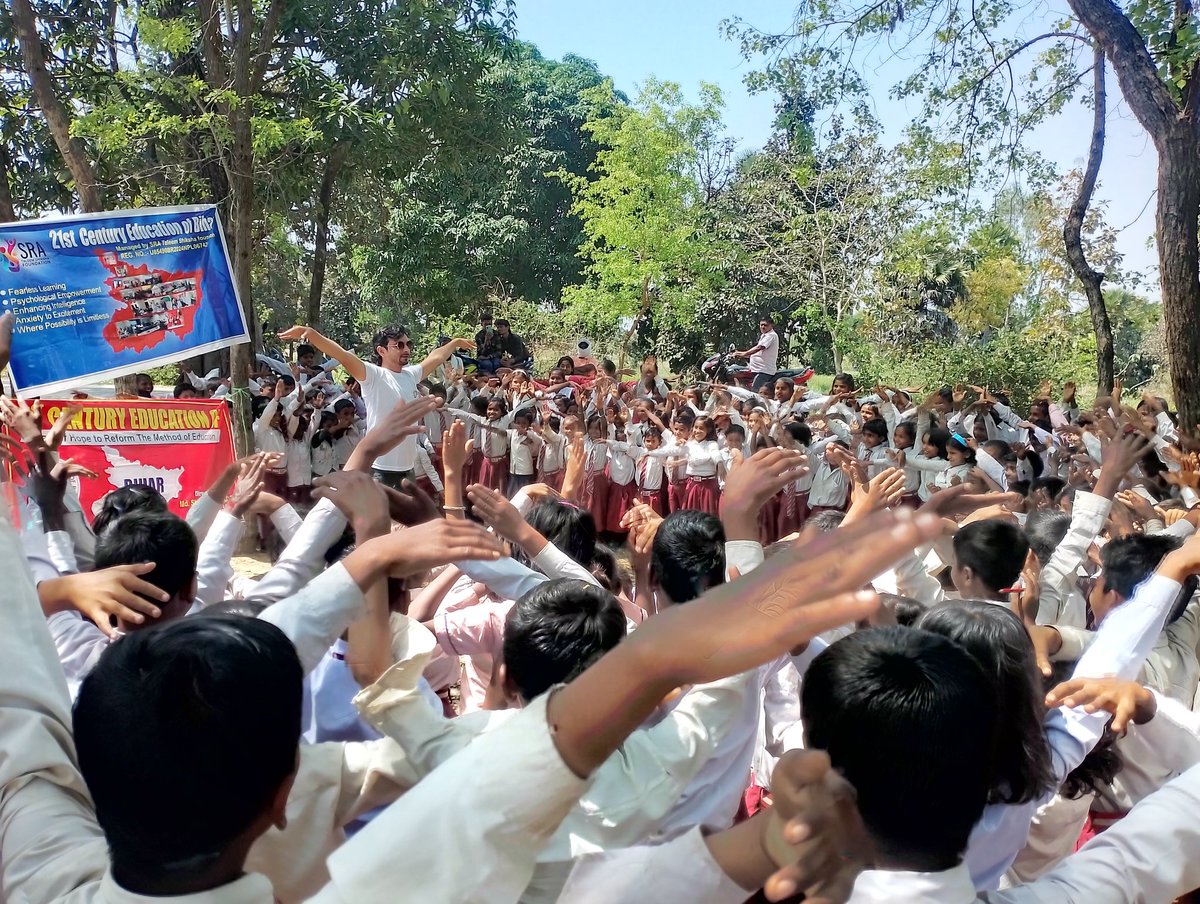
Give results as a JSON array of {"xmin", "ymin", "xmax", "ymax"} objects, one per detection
[
  {"xmin": 733, "ymin": 316, "xmax": 780, "ymax": 391},
  {"xmin": 279, "ymin": 324, "xmax": 473, "ymax": 488}
]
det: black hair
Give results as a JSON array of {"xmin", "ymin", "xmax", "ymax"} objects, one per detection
[
  {"xmin": 775, "ymin": 377, "xmax": 794, "ymax": 395},
  {"xmin": 650, "ymin": 510, "xmax": 725, "ymax": 604},
  {"xmin": 495, "ymin": 318, "xmax": 510, "ymax": 328},
  {"xmin": 983, "ymin": 439, "xmax": 1013, "ymax": 462},
  {"xmin": 73, "ymin": 615, "xmax": 302, "ymax": 883},
  {"xmin": 296, "ymin": 343, "xmax": 316, "ymax": 358},
  {"xmin": 947, "ymin": 433, "xmax": 975, "ymax": 463},
  {"xmin": 198, "ymin": 598, "xmax": 273, "ymax": 618},
  {"xmin": 915, "ymin": 602, "xmax": 1054, "ymax": 807},
  {"xmin": 724, "ymin": 423, "xmax": 746, "ymax": 440},
  {"xmin": 428, "ymin": 383, "xmax": 448, "ymax": 399},
  {"xmin": 556, "ymin": 356, "xmax": 574, "ymax": 370},
  {"xmin": 93, "ymin": 485, "xmax": 168, "ymax": 538},
  {"xmin": 894, "ymin": 420, "xmax": 916, "ymax": 444},
  {"xmin": 693, "ymin": 416, "xmax": 717, "ymax": 442},
  {"xmin": 1009, "ymin": 479, "xmax": 1030, "ymax": 498},
  {"xmin": 1031, "ymin": 476, "xmax": 1066, "ymax": 502},
  {"xmin": 94, "ymin": 511, "xmax": 198, "ymax": 602},
  {"xmin": 807, "ymin": 510, "xmax": 846, "ymax": 533},
  {"xmin": 876, "ymin": 592, "xmax": 927, "ymax": 627},
  {"xmin": 470, "ymin": 396, "xmax": 489, "ymax": 416},
  {"xmin": 251, "ymin": 395, "xmax": 271, "ymax": 420},
  {"xmin": 645, "ymin": 425, "xmax": 662, "ymax": 441},
  {"xmin": 952, "ymin": 520, "xmax": 1029, "ymax": 594},
  {"xmin": 785, "ymin": 421, "xmax": 812, "ymax": 447},
  {"xmin": 832, "ymin": 372, "xmax": 857, "ymax": 390},
  {"xmin": 924, "ymin": 427, "xmax": 950, "ymax": 460},
  {"xmin": 333, "ymin": 398, "xmax": 356, "ymax": 415},
  {"xmin": 1024, "ymin": 510, "xmax": 1071, "ymax": 566},
  {"xmin": 486, "ymin": 396, "xmax": 510, "ymax": 417},
  {"xmin": 502, "ymin": 579, "xmax": 625, "ymax": 701},
  {"xmin": 862, "ymin": 417, "xmax": 889, "ymax": 440},
  {"xmin": 525, "ymin": 499, "xmax": 597, "ymax": 567},
  {"xmin": 588, "ymin": 544, "xmax": 622, "ymax": 594},
  {"xmin": 370, "ymin": 326, "xmax": 411, "ymax": 364},
  {"xmin": 280, "ymin": 375, "xmax": 296, "ymax": 390},
  {"xmin": 802, "ymin": 627, "xmax": 997, "ymax": 871},
  {"xmin": 172, "ymin": 383, "xmax": 196, "ymax": 399},
  {"xmin": 512, "ymin": 410, "xmax": 533, "ymax": 426},
  {"xmin": 1100, "ymin": 534, "xmax": 1197, "ymax": 622}
]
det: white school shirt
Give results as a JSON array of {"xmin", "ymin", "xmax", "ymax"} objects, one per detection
[
  {"xmin": 333, "ymin": 423, "xmax": 363, "ymax": 469},
  {"xmin": 422, "ymin": 407, "xmax": 451, "ymax": 448},
  {"xmin": 311, "ymin": 430, "xmax": 337, "ymax": 478},
  {"xmin": 414, "ymin": 442, "xmax": 443, "ymax": 492},
  {"xmin": 358, "ymin": 615, "xmax": 760, "ymax": 904},
  {"xmin": 935, "ymin": 462, "xmax": 973, "ymax": 490},
  {"xmin": 606, "ymin": 441, "xmax": 637, "ymax": 486},
  {"xmin": 575, "ymin": 761, "xmax": 1200, "ymax": 904},
  {"xmin": 507, "ymin": 429, "xmax": 543, "ymax": 476},
  {"xmin": 648, "ymin": 439, "xmax": 723, "ymax": 478},
  {"xmin": 907, "ymin": 452, "xmax": 950, "ymax": 499},
  {"xmin": 1036, "ymin": 490, "xmax": 1111, "ymax": 628},
  {"xmin": 807, "ymin": 458, "xmax": 849, "ymax": 508},
  {"xmin": 361, "ymin": 361, "xmax": 424, "ymax": 472},
  {"xmin": 538, "ymin": 432, "xmax": 567, "ymax": 474},
  {"xmin": 254, "ymin": 399, "xmax": 289, "ymax": 463},
  {"xmin": 964, "ymin": 573, "xmax": 1185, "ymax": 890}
]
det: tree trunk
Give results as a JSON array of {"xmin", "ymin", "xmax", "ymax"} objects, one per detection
[
  {"xmin": 11, "ymin": 0, "xmax": 103, "ymax": 211},
  {"xmin": 1062, "ymin": 45, "xmax": 1114, "ymax": 397},
  {"xmin": 1066, "ymin": 0, "xmax": 1200, "ymax": 428},
  {"xmin": 227, "ymin": 105, "xmax": 257, "ymax": 457},
  {"xmin": 306, "ymin": 142, "xmax": 350, "ymax": 326},
  {"xmin": 0, "ymin": 144, "xmax": 16, "ymax": 222},
  {"xmin": 1156, "ymin": 142, "xmax": 1200, "ymax": 431}
]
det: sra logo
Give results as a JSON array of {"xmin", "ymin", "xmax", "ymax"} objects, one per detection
[{"xmin": 1, "ymin": 238, "xmax": 50, "ymax": 273}]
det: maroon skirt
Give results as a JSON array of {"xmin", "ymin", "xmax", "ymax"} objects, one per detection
[
  {"xmin": 583, "ymin": 469, "xmax": 609, "ymax": 528},
  {"xmin": 757, "ymin": 492, "xmax": 780, "ymax": 545},
  {"xmin": 540, "ymin": 468, "xmax": 564, "ymax": 492},
  {"xmin": 682, "ymin": 475, "xmax": 720, "ymax": 516},
  {"xmin": 637, "ymin": 486, "xmax": 666, "ymax": 516},
  {"xmin": 776, "ymin": 487, "xmax": 809, "ymax": 538},
  {"xmin": 478, "ymin": 455, "xmax": 509, "ymax": 496},
  {"xmin": 605, "ymin": 480, "xmax": 638, "ymax": 533},
  {"xmin": 668, "ymin": 478, "xmax": 686, "ymax": 513}
]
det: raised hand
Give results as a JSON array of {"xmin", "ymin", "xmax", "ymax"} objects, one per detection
[
  {"xmin": 441, "ymin": 420, "xmax": 474, "ymax": 478},
  {"xmin": 227, "ymin": 453, "xmax": 271, "ymax": 518},
  {"xmin": 846, "ymin": 467, "xmax": 907, "ymax": 524},
  {"xmin": 278, "ymin": 325, "xmax": 312, "ymax": 342},
  {"xmin": 466, "ymin": 484, "xmax": 529, "ymax": 545},
  {"xmin": 1045, "ymin": 676, "xmax": 1156, "ymax": 734},
  {"xmin": 374, "ymin": 518, "xmax": 506, "ymax": 578},
  {"xmin": 381, "ymin": 479, "xmax": 442, "ymax": 527},
  {"xmin": 0, "ymin": 396, "xmax": 44, "ymax": 445},
  {"xmin": 313, "ymin": 469, "xmax": 391, "ymax": 536},
  {"xmin": 721, "ymin": 448, "xmax": 809, "ymax": 539},
  {"xmin": 760, "ymin": 750, "xmax": 872, "ymax": 902},
  {"xmin": 46, "ymin": 402, "xmax": 82, "ymax": 451},
  {"xmin": 351, "ymin": 396, "xmax": 436, "ymax": 468},
  {"xmin": 40, "ymin": 563, "xmax": 171, "ymax": 638}
]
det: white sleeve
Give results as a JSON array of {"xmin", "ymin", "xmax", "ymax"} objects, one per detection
[
  {"xmin": 186, "ymin": 492, "xmax": 223, "ymax": 543},
  {"xmin": 893, "ymin": 551, "xmax": 946, "ymax": 606},
  {"xmin": 1044, "ymin": 574, "xmax": 1183, "ymax": 781},
  {"xmin": 1036, "ymin": 491, "xmax": 1112, "ymax": 627},
  {"xmin": 557, "ymin": 828, "xmax": 747, "ymax": 904},
  {"xmin": 257, "ymin": 563, "xmax": 365, "ymax": 675},
  {"xmin": 999, "ymin": 764, "xmax": 1200, "ymax": 904},
  {"xmin": 248, "ymin": 499, "xmax": 349, "ymax": 604},
  {"xmin": 725, "ymin": 540, "xmax": 765, "ymax": 578},
  {"xmin": 0, "ymin": 518, "xmax": 109, "ymax": 904},
  {"xmin": 270, "ymin": 504, "xmax": 304, "ymax": 545},
  {"xmin": 44, "ymin": 530, "xmax": 79, "ymax": 576},
  {"xmin": 453, "ymin": 556, "xmax": 546, "ymax": 602},
  {"xmin": 311, "ymin": 694, "xmax": 588, "ymax": 904},
  {"xmin": 974, "ymin": 447, "xmax": 1008, "ymax": 490},
  {"xmin": 531, "ymin": 544, "xmax": 600, "ymax": 587},
  {"xmin": 192, "ymin": 511, "xmax": 244, "ymax": 609}
]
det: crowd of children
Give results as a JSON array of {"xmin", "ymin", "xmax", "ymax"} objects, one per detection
[{"xmin": 7, "ymin": 308, "xmax": 1200, "ymax": 904}]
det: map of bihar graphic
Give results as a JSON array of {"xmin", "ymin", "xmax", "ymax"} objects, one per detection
[
  {"xmin": 101, "ymin": 447, "xmax": 184, "ymax": 504},
  {"xmin": 97, "ymin": 248, "xmax": 203, "ymax": 353}
]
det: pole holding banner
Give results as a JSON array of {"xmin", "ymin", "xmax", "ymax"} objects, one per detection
[{"xmin": 0, "ymin": 204, "xmax": 249, "ymax": 397}]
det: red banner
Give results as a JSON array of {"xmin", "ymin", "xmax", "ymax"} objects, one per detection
[{"xmin": 39, "ymin": 399, "xmax": 234, "ymax": 524}]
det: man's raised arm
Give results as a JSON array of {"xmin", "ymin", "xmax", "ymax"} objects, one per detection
[{"xmin": 280, "ymin": 326, "xmax": 366, "ymax": 382}]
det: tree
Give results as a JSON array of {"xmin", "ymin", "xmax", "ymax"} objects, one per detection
[
  {"xmin": 559, "ymin": 78, "xmax": 735, "ymax": 369},
  {"xmin": 727, "ymin": 0, "xmax": 1200, "ymax": 426},
  {"xmin": 353, "ymin": 44, "xmax": 612, "ymax": 324}
]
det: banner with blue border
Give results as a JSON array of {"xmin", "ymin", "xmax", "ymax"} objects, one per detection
[{"xmin": 0, "ymin": 204, "xmax": 248, "ymax": 396}]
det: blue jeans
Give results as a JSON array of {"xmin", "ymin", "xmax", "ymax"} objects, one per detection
[{"xmin": 752, "ymin": 371, "xmax": 776, "ymax": 391}]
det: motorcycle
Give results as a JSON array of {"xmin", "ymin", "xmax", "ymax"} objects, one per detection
[{"xmin": 700, "ymin": 344, "xmax": 814, "ymax": 388}]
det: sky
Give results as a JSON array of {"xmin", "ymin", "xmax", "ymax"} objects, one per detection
[{"xmin": 512, "ymin": 0, "xmax": 1160, "ymax": 292}]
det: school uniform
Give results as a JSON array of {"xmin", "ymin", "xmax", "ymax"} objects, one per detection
[
  {"xmin": 580, "ymin": 438, "xmax": 610, "ymax": 527},
  {"xmin": 506, "ymin": 429, "xmax": 543, "ymax": 498},
  {"xmin": 537, "ymin": 431, "xmax": 567, "ymax": 491},
  {"xmin": 603, "ymin": 441, "xmax": 638, "ymax": 532}
]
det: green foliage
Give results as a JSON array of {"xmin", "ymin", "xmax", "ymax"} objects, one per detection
[{"xmin": 558, "ymin": 78, "xmax": 736, "ymax": 371}]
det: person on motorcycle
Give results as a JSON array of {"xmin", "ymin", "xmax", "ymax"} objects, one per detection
[
  {"xmin": 732, "ymin": 316, "xmax": 780, "ymax": 391},
  {"xmin": 475, "ymin": 314, "xmax": 533, "ymax": 374}
]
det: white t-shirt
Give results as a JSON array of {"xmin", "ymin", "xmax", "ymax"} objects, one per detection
[
  {"xmin": 362, "ymin": 361, "xmax": 423, "ymax": 472},
  {"xmin": 749, "ymin": 329, "xmax": 779, "ymax": 375}
]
